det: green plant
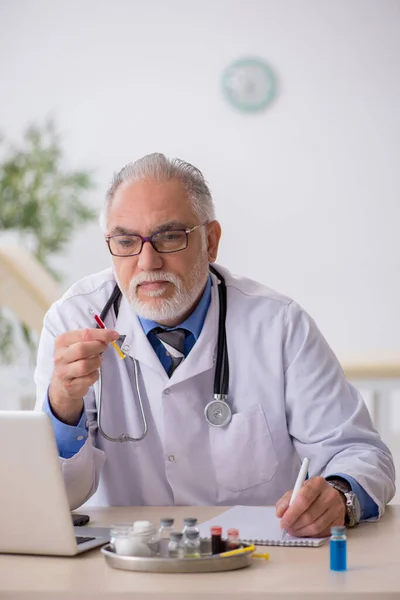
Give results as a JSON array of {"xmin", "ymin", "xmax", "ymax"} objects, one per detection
[{"xmin": 0, "ymin": 119, "xmax": 97, "ymax": 362}]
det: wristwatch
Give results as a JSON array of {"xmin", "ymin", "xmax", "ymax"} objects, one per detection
[{"xmin": 326, "ymin": 477, "xmax": 361, "ymax": 527}]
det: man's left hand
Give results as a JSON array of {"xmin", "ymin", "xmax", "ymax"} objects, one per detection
[{"xmin": 276, "ymin": 476, "xmax": 346, "ymax": 537}]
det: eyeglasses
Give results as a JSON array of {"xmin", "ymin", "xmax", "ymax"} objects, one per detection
[{"xmin": 106, "ymin": 222, "xmax": 208, "ymax": 257}]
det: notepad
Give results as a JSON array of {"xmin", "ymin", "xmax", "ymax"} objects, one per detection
[{"xmin": 198, "ymin": 506, "xmax": 329, "ymax": 547}]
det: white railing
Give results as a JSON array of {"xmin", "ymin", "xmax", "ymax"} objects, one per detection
[
  {"xmin": 343, "ymin": 362, "xmax": 400, "ymax": 443},
  {"xmin": 344, "ymin": 362, "xmax": 400, "ymax": 503}
]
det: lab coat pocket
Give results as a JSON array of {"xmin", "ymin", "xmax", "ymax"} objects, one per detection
[{"xmin": 209, "ymin": 404, "xmax": 278, "ymax": 492}]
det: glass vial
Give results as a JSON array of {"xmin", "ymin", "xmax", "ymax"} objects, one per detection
[
  {"xmin": 330, "ymin": 526, "xmax": 347, "ymax": 571},
  {"xmin": 184, "ymin": 530, "xmax": 201, "ymax": 558},
  {"xmin": 168, "ymin": 531, "xmax": 185, "ymax": 558},
  {"xmin": 226, "ymin": 528, "xmax": 240, "ymax": 550},
  {"xmin": 182, "ymin": 517, "xmax": 199, "ymax": 540},
  {"xmin": 159, "ymin": 518, "xmax": 174, "ymax": 541}
]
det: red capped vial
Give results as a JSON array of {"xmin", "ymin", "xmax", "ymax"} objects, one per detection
[
  {"xmin": 226, "ymin": 528, "xmax": 240, "ymax": 550},
  {"xmin": 211, "ymin": 526, "xmax": 223, "ymax": 554}
]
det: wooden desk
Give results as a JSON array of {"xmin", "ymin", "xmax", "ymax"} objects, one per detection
[{"xmin": 1, "ymin": 505, "xmax": 399, "ymax": 599}]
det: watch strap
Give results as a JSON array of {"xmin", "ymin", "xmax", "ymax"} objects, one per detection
[{"xmin": 326, "ymin": 477, "xmax": 359, "ymax": 527}]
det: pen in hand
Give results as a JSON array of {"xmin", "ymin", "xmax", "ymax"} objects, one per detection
[
  {"xmin": 281, "ymin": 457, "xmax": 310, "ymax": 541},
  {"xmin": 93, "ymin": 314, "xmax": 126, "ymax": 359}
]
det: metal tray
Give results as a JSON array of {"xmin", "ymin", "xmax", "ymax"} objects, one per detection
[{"xmin": 101, "ymin": 539, "xmax": 254, "ymax": 573}]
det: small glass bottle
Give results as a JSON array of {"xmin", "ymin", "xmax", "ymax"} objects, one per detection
[
  {"xmin": 159, "ymin": 518, "xmax": 174, "ymax": 541},
  {"xmin": 211, "ymin": 526, "xmax": 223, "ymax": 554},
  {"xmin": 226, "ymin": 528, "xmax": 240, "ymax": 550},
  {"xmin": 182, "ymin": 517, "xmax": 199, "ymax": 540},
  {"xmin": 330, "ymin": 525, "xmax": 347, "ymax": 571},
  {"xmin": 168, "ymin": 531, "xmax": 185, "ymax": 558},
  {"xmin": 184, "ymin": 530, "xmax": 201, "ymax": 558}
]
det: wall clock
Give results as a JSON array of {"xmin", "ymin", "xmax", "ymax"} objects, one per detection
[{"xmin": 222, "ymin": 57, "xmax": 277, "ymax": 113}]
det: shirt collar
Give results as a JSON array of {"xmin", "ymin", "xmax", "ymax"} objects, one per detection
[{"xmin": 138, "ymin": 275, "xmax": 212, "ymax": 339}]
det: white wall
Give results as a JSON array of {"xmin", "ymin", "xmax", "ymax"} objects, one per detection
[{"xmin": 1, "ymin": 0, "xmax": 400, "ymax": 364}]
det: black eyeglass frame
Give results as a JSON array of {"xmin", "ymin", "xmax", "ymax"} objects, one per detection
[{"xmin": 105, "ymin": 221, "xmax": 209, "ymax": 257}]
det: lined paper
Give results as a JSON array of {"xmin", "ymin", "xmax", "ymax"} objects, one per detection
[{"xmin": 198, "ymin": 506, "xmax": 328, "ymax": 547}]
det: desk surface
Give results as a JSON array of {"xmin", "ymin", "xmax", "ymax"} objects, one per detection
[{"xmin": 1, "ymin": 505, "xmax": 399, "ymax": 600}]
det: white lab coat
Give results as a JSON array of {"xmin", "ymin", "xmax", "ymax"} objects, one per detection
[{"xmin": 34, "ymin": 265, "xmax": 395, "ymax": 514}]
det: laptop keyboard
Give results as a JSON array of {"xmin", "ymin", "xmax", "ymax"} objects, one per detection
[{"xmin": 76, "ymin": 536, "xmax": 96, "ymax": 545}]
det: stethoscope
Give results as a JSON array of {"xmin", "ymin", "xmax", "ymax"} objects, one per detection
[{"xmin": 96, "ymin": 265, "xmax": 232, "ymax": 443}]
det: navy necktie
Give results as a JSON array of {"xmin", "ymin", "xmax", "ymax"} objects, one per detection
[{"xmin": 152, "ymin": 328, "xmax": 187, "ymax": 377}]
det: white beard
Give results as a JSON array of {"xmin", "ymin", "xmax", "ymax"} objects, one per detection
[{"xmin": 115, "ymin": 252, "xmax": 209, "ymax": 324}]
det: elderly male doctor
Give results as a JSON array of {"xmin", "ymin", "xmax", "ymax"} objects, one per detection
[{"xmin": 35, "ymin": 153, "xmax": 395, "ymax": 538}]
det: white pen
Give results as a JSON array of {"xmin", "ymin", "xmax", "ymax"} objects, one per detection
[{"xmin": 281, "ymin": 457, "xmax": 310, "ymax": 541}]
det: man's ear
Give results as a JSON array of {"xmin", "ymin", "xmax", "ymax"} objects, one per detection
[{"xmin": 207, "ymin": 221, "xmax": 222, "ymax": 263}]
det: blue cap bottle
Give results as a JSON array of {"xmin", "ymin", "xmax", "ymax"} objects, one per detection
[{"xmin": 330, "ymin": 525, "xmax": 347, "ymax": 571}]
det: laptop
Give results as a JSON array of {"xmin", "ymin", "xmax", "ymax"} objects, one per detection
[{"xmin": 0, "ymin": 410, "xmax": 109, "ymax": 556}]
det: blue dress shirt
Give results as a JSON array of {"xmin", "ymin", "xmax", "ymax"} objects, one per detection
[{"xmin": 43, "ymin": 274, "xmax": 378, "ymax": 519}]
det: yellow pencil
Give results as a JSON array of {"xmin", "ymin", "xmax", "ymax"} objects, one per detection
[
  {"xmin": 252, "ymin": 552, "xmax": 270, "ymax": 560},
  {"xmin": 219, "ymin": 545, "xmax": 270, "ymax": 560},
  {"xmin": 219, "ymin": 545, "xmax": 255, "ymax": 557}
]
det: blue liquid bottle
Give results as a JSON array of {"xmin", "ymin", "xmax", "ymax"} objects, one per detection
[{"xmin": 330, "ymin": 525, "xmax": 347, "ymax": 571}]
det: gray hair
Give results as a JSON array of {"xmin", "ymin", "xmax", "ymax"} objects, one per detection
[{"xmin": 99, "ymin": 153, "xmax": 215, "ymax": 232}]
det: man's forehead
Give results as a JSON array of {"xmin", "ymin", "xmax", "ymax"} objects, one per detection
[
  {"xmin": 110, "ymin": 179, "xmax": 192, "ymax": 213},
  {"xmin": 115, "ymin": 178, "xmax": 188, "ymax": 200},
  {"xmin": 107, "ymin": 179, "xmax": 197, "ymax": 234}
]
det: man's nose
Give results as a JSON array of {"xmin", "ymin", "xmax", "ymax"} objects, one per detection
[{"xmin": 137, "ymin": 241, "xmax": 164, "ymax": 271}]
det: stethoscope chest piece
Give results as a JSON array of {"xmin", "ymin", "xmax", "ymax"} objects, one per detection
[{"xmin": 204, "ymin": 396, "xmax": 232, "ymax": 427}]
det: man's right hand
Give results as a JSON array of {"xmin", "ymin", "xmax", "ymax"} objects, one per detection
[{"xmin": 49, "ymin": 328, "xmax": 120, "ymax": 425}]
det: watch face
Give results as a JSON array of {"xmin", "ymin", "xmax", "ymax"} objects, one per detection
[{"xmin": 221, "ymin": 57, "xmax": 277, "ymax": 113}]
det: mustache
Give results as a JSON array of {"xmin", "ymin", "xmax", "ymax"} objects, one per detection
[{"xmin": 129, "ymin": 271, "xmax": 181, "ymax": 291}]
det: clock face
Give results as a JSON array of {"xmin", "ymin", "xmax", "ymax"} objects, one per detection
[{"xmin": 222, "ymin": 57, "xmax": 277, "ymax": 113}]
